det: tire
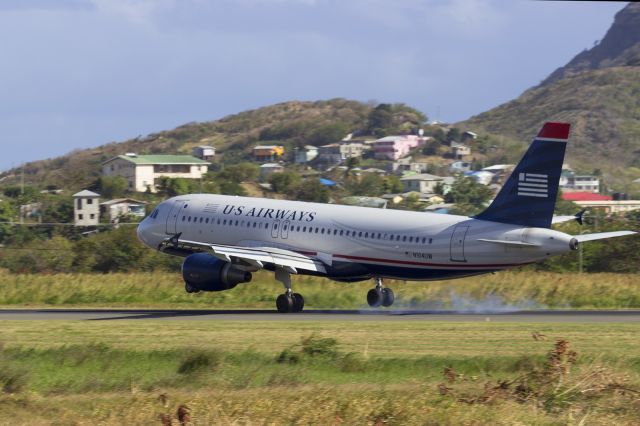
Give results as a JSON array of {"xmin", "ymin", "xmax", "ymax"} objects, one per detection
[
  {"xmin": 185, "ymin": 282, "xmax": 199, "ymax": 294},
  {"xmin": 382, "ymin": 288, "xmax": 395, "ymax": 307},
  {"xmin": 276, "ymin": 293, "xmax": 293, "ymax": 313},
  {"xmin": 367, "ymin": 288, "xmax": 383, "ymax": 307},
  {"xmin": 291, "ymin": 293, "xmax": 305, "ymax": 313}
]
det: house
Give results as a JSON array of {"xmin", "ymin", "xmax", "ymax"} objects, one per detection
[
  {"xmin": 390, "ymin": 157, "xmax": 430, "ymax": 174},
  {"xmin": 373, "ymin": 135, "xmax": 427, "ymax": 161},
  {"xmin": 102, "ymin": 154, "xmax": 210, "ymax": 193},
  {"xmin": 317, "ymin": 142, "xmax": 366, "ymax": 164},
  {"xmin": 450, "ymin": 142, "xmax": 471, "ymax": 160},
  {"xmin": 449, "ymin": 161, "xmax": 472, "ymax": 173},
  {"xmin": 73, "ymin": 190, "xmax": 100, "ymax": 226},
  {"xmin": 341, "ymin": 197, "xmax": 387, "ymax": 208},
  {"xmin": 259, "ymin": 163, "xmax": 284, "ymax": 180},
  {"xmin": 559, "ymin": 170, "xmax": 600, "ymax": 193},
  {"xmin": 400, "ymin": 173, "xmax": 444, "ymax": 193},
  {"xmin": 360, "ymin": 167, "xmax": 387, "ymax": 176},
  {"xmin": 294, "ymin": 145, "xmax": 319, "ymax": 164},
  {"xmin": 253, "ymin": 145, "xmax": 284, "ymax": 162},
  {"xmin": 461, "ymin": 131, "xmax": 478, "ymax": 144},
  {"xmin": 100, "ymin": 198, "xmax": 148, "ymax": 223},
  {"xmin": 465, "ymin": 170, "xmax": 494, "ymax": 185},
  {"xmin": 562, "ymin": 192, "xmax": 640, "ymax": 215},
  {"xmin": 192, "ymin": 145, "xmax": 215, "ymax": 161}
]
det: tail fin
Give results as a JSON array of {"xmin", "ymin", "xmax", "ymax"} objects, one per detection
[{"xmin": 475, "ymin": 122, "xmax": 570, "ymax": 228}]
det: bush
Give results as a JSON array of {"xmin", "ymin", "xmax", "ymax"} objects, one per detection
[
  {"xmin": 301, "ymin": 333, "xmax": 338, "ymax": 358},
  {"xmin": 177, "ymin": 351, "xmax": 223, "ymax": 375}
]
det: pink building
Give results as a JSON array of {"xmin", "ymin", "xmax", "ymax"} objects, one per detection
[{"xmin": 373, "ymin": 135, "xmax": 428, "ymax": 160}]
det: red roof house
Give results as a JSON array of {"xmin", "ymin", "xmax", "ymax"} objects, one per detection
[{"xmin": 562, "ymin": 192, "xmax": 612, "ymax": 202}]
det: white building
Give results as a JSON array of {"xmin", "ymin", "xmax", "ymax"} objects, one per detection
[
  {"xmin": 192, "ymin": 145, "xmax": 215, "ymax": 161},
  {"xmin": 102, "ymin": 154, "xmax": 210, "ymax": 193},
  {"xmin": 559, "ymin": 171, "xmax": 600, "ymax": 193},
  {"xmin": 100, "ymin": 198, "xmax": 148, "ymax": 223},
  {"xmin": 73, "ymin": 190, "xmax": 100, "ymax": 226},
  {"xmin": 400, "ymin": 173, "xmax": 444, "ymax": 193},
  {"xmin": 294, "ymin": 145, "xmax": 319, "ymax": 164},
  {"xmin": 260, "ymin": 163, "xmax": 284, "ymax": 180}
]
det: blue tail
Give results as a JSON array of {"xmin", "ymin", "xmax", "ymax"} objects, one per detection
[{"xmin": 475, "ymin": 122, "xmax": 571, "ymax": 228}]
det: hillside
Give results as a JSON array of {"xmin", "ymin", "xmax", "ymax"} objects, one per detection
[
  {"xmin": 459, "ymin": 3, "xmax": 640, "ymax": 191},
  {"xmin": 1, "ymin": 99, "xmax": 429, "ymax": 191}
]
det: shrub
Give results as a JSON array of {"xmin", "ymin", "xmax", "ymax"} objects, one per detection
[{"xmin": 177, "ymin": 351, "xmax": 223, "ymax": 375}]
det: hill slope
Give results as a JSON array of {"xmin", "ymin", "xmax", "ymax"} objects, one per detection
[
  {"xmin": 2, "ymin": 99, "xmax": 428, "ymax": 191},
  {"xmin": 459, "ymin": 3, "xmax": 640, "ymax": 190}
]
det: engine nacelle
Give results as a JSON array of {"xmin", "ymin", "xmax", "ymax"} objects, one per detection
[{"xmin": 182, "ymin": 253, "xmax": 252, "ymax": 292}]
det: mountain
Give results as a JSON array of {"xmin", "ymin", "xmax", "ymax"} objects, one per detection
[
  {"xmin": 0, "ymin": 99, "xmax": 429, "ymax": 191},
  {"xmin": 459, "ymin": 3, "xmax": 640, "ymax": 191}
]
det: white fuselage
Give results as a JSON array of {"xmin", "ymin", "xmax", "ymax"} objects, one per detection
[
  {"xmin": 138, "ymin": 194, "xmax": 575, "ymax": 281},
  {"xmin": 138, "ymin": 194, "xmax": 572, "ymax": 281}
]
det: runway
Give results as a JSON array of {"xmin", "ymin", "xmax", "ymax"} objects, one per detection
[{"xmin": 1, "ymin": 309, "xmax": 640, "ymax": 322}]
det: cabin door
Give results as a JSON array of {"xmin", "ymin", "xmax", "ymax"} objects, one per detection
[
  {"xmin": 450, "ymin": 224, "xmax": 469, "ymax": 262},
  {"xmin": 165, "ymin": 200, "xmax": 185, "ymax": 235}
]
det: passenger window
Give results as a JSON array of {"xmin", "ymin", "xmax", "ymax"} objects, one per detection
[
  {"xmin": 429, "ymin": 238, "xmax": 433, "ymax": 244},
  {"xmin": 182, "ymin": 216, "xmax": 186, "ymax": 221},
  {"xmin": 321, "ymin": 228, "xmax": 324, "ymax": 234},
  {"xmin": 265, "ymin": 224, "xmax": 269, "ymax": 229},
  {"xmin": 303, "ymin": 226, "xmax": 307, "ymax": 232},
  {"xmin": 403, "ymin": 236, "xmax": 407, "ymax": 242},
  {"xmin": 340, "ymin": 230, "xmax": 344, "ymax": 236},
  {"xmin": 188, "ymin": 216, "xmax": 192, "ymax": 222},
  {"xmin": 333, "ymin": 229, "xmax": 337, "ymax": 235},
  {"xmin": 364, "ymin": 232, "xmax": 368, "ymax": 238},
  {"xmin": 358, "ymin": 232, "xmax": 362, "ymax": 237},
  {"xmin": 253, "ymin": 222, "xmax": 257, "ymax": 228},
  {"xmin": 315, "ymin": 228, "xmax": 319, "ymax": 233}
]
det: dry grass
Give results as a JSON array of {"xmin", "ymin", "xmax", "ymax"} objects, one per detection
[{"xmin": 0, "ymin": 270, "xmax": 639, "ymax": 309}]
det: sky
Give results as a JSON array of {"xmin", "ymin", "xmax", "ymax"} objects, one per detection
[{"xmin": 0, "ymin": 0, "xmax": 625, "ymax": 171}]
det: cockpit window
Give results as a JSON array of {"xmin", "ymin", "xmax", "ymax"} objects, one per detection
[{"xmin": 149, "ymin": 208, "xmax": 160, "ymax": 219}]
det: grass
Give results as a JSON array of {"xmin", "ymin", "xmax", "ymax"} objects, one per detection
[
  {"xmin": 1, "ymin": 270, "xmax": 640, "ymax": 309},
  {"xmin": 1, "ymin": 321, "xmax": 640, "ymax": 424}
]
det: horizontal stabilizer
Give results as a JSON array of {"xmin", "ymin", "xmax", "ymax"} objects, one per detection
[
  {"xmin": 574, "ymin": 231, "xmax": 637, "ymax": 243},
  {"xmin": 477, "ymin": 238, "xmax": 540, "ymax": 247}
]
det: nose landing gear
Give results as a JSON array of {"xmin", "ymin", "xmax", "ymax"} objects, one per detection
[{"xmin": 367, "ymin": 278, "xmax": 394, "ymax": 308}]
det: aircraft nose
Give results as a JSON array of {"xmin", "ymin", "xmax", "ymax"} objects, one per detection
[{"xmin": 137, "ymin": 217, "xmax": 151, "ymax": 247}]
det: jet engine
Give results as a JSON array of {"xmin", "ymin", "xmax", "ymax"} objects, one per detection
[{"xmin": 182, "ymin": 253, "xmax": 252, "ymax": 292}]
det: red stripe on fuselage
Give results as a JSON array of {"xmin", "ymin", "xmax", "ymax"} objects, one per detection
[{"xmin": 295, "ymin": 250, "xmax": 530, "ymax": 269}]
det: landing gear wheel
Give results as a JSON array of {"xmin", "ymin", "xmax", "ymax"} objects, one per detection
[
  {"xmin": 276, "ymin": 293, "xmax": 293, "ymax": 313},
  {"xmin": 185, "ymin": 282, "xmax": 199, "ymax": 294},
  {"xmin": 381, "ymin": 288, "xmax": 395, "ymax": 307},
  {"xmin": 291, "ymin": 293, "xmax": 305, "ymax": 313},
  {"xmin": 367, "ymin": 288, "xmax": 383, "ymax": 307}
]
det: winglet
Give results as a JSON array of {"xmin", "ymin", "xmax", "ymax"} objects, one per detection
[{"xmin": 574, "ymin": 209, "xmax": 587, "ymax": 226}]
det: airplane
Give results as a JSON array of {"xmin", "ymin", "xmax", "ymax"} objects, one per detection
[{"xmin": 137, "ymin": 122, "xmax": 637, "ymax": 313}]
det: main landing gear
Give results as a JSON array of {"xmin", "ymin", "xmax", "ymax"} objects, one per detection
[
  {"xmin": 367, "ymin": 278, "xmax": 394, "ymax": 308},
  {"xmin": 275, "ymin": 267, "xmax": 304, "ymax": 313}
]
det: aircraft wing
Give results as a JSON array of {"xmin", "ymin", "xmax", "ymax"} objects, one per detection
[
  {"xmin": 158, "ymin": 236, "xmax": 327, "ymax": 274},
  {"xmin": 573, "ymin": 231, "xmax": 637, "ymax": 243}
]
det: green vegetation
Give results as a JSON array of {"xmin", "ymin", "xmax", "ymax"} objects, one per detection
[
  {"xmin": 0, "ymin": 270, "xmax": 639, "ymax": 309},
  {"xmin": 460, "ymin": 67, "xmax": 640, "ymax": 192},
  {"xmin": 1, "ymin": 321, "xmax": 640, "ymax": 424}
]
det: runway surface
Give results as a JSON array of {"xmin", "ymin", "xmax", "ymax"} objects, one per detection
[{"xmin": 1, "ymin": 309, "xmax": 640, "ymax": 322}]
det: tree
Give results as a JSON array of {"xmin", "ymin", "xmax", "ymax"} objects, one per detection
[
  {"xmin": 447, "ymin": 128, "xmax": 461, "ymax": 143},
  {"xmin": 367, "ymin": 104, "xmax": 393, "ymax": 136},
  {"xmin": 268, "ymin": 172, "xmax": 300, "ymax": 193},
  {"xmin": 0, "ymin": 201, "xmax": 14, "ymax": 243},
  {"xmin": 98, "ymin": 176, "xmax": 129, "ymax": 198},
  {"xmin": 444, "ymin": 176, "xmax": 493, "ymax": 215},
  {"xmin": 289, "ymin": 180, "xmax": 330, "ymax": 203},
  {"xmin": 308, "ymin": 123, "xmax": 349, "ymax": 146}
]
